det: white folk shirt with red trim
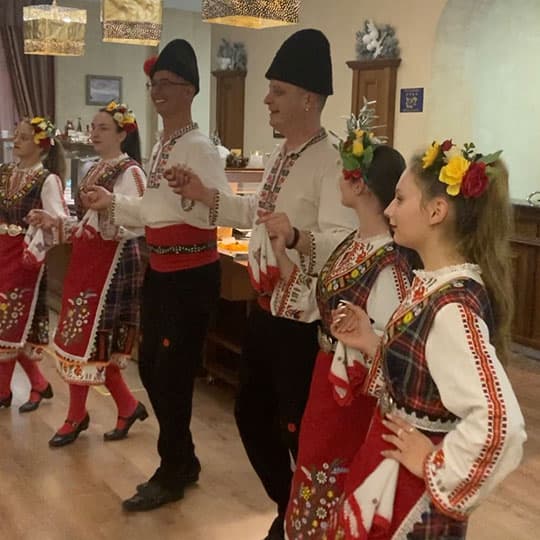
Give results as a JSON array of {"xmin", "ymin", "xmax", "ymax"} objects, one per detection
[
  {"xmin": 112, "ymin": 128, "xmax": 231, "ymax": 230},
  {"xmin": 211, "ymin": 133, "xmax": 356, "ymax": 275}
]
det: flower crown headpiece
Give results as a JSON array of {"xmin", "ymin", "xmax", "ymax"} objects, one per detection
[
  {"xmin": 335, "ymin": 99, "xmax": 386, "ymax": 182},
  {"xmin": 104, "ymin": 101, "xmax": 137, "ymax": 133},
  {"xmin": 30, "ymin": 117, "xmax": 56, "ymax": 150},
  {"xmin": 422, "ymin": 140, "xmax": 502, "ymax": 198}
]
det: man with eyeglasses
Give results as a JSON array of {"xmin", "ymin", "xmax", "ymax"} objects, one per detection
[{"xmin": 85, "ymin": 38, "xmax": 231, "ymax": 512}]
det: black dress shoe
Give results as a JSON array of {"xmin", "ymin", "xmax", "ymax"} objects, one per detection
[
  {"xmin": 19, "ymin": 383, "xmax": 54, "ymax": 413},
  {"xmin": 0, "ymin": 392, "xmax": 12, "ymax": 408},
  {"xmin": 136, "ymin": 458, "xmax": 201, "ymax": 493},
  {"xmin": 48, "ymin": 414, "xmax": 90, "ymax": 447},
  {"xmin": 103, "ymin": 402, "xmax": 148, "ymax": 442},
  {"xmin": 122, "ymin": 482, "xmax": 184, "ymax": 512}
]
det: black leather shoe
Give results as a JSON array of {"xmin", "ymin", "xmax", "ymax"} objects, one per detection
[
  {"xmin": 122, "ymin": 482, "xmax": 184, "ymax": 512},
  {"xmin": 103, "ymin": 402, "xmax": 148, "ymax": 441},
  {"xmin": 19, "ymin": 383, "xmax": 54, "ymax": 413},
  {"xmin": 0, "ymin": 392, "xmax": 12, "ymax": 408},
  {"xmin": 136, "ymin": 458, "xmax": 201, "ymax": 493},
  {"xmin": 48, "ymin": 414, "xmax": 90, "ymax": 447}
]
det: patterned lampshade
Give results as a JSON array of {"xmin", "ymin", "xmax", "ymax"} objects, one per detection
[
  {"xmin": 23, "ymin": 0, "xmax": 87, "ymax": 56},
  {"xmin": 101, "ymin": 0, "xmax": 163, "ymax": 46},
  {"xmin": 202, "ymin": 0, "xmax": 300, "ymax": 29}
]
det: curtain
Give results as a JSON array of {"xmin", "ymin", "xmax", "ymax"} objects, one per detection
[
  {"xmin": 0, "ymin": 37, "xmax": 17, "ymax": 134},
  {"xmin": 0, "ymin": 0, "xmax": 55, "ymax": 121}
]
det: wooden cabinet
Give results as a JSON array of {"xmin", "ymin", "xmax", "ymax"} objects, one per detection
[
  {"xmin": 346, "ymin": 58, "xmax": 401, "ymax": 145},
  {"xmin": 213, "ymin": 69, "xmax": 246, "ymax": 151},
  {"xmin": 510, "ymin": 203, "xmax": 540, "ymax": 349},
  {"xmin": 204, "ymin": 255, "xmax": 255, "ymax": 386}
]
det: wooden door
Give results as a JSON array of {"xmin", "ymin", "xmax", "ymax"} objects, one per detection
[
  {"xmin": 347, "ymin": 59, "xmax": 401, "ymax": 146},
  {"xmin": 213, "ymin": 69, "xmax": 246, "ymax": 152}
]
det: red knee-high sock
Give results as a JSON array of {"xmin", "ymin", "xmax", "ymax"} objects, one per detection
[
  {"xmin": 0, "ymin": 360, "xmax": 16, "ymax": 399},
  {"xmin": 105, "ymin": 363, "xmax": 138, "ymax": 429},
  {"xmin": 17, "ymin": 354, "xmax": 48, "ymax": 402},
  {"xmin": 56, "ymin": 384, "xmax": 90, "ymax": 435}
]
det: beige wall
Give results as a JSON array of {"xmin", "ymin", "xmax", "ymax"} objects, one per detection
[
  {"xmin": 209, "ymin": 0, "xmax": 447, "ymax": 160},
  {"xmin": 55, "ymin": 2, "xmax": 211, "ymax": 160},
  {"xmin": 428, "ymin": 0, "xmax": 540, "ymax": 199}
]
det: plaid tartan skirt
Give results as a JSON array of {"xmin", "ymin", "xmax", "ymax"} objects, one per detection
[{"xmin": 99, "ymin": 238, "xmax": 142, "ymax": 332}]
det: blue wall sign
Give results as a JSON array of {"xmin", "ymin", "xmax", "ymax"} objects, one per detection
[{"xmin": 400, "ymin": 88, "xmax": 424, "ymax": 113}]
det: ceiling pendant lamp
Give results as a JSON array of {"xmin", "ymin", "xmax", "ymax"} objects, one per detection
[
  {"xmin": 202, "ymin": 0, "xmax": 300, "ymax": 30},
  {"xmin": 101, "ymin": 0, "xmax": 163, "ymax": 46},
  {"xmin": 23, "ymin": 0, "xmax": 87, "ymax": 56}
]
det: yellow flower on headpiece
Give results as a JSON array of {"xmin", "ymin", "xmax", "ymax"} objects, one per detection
[
  {"xmin": 422, "ymin": 142, "xmax": 440, "ymax": 169},
  {"xmin": 439, "ymin": 155, "xmax": 470, "ymax": 196},
  {"xmin": 352, "ymin": 139, "xmax": 364, "ymax": 157},
  {"xmin": 106, "ymin": 101, "xmax": 118, "ymax": 112},
  {"xmin": 33, "ymin": 131, "xmax": 47, "ymax": 145},
  {"xmin": 123, "ymin": 114, "xmax": 135, "ymax": 125},
  {"xmin": 31, "ymin": 116, "xmax": 45, "ymax": 125},
  {"xmin": 355, "ymin": 129, "xmax": 365, "ymax": 139}
]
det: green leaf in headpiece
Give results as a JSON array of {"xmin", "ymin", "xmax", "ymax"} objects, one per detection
[{"xmin": 478, "ymin": 150, "xmax": 502, "ymax": 165}]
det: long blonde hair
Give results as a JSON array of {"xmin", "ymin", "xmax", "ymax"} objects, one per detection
[{"xmin": 411, "ymin": 156, "xmax": 514, "ymax": 365}]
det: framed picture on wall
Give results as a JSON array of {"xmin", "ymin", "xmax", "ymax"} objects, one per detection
[{"xmin": 85, "ymin": 75, "xmax": 122, "ymax": 106}]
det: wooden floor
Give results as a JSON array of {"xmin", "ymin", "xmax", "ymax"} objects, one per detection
[{"xmin": 0, "ymin": 352, "xmax": 538, "ymax": 540}]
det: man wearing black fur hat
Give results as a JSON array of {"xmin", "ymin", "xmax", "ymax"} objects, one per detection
[
  {"xmin": 168, "ymin": 29, "xmax": 355, "ymax": 539},
  {"xmin": 86, "ymin": 39, "xmax": 231, "ymax": 512}
]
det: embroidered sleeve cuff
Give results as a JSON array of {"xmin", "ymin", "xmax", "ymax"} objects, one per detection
[
  {"xmin": 424, "ymin": 447, "xmax": 469, "ymax": 521},
  {"xmin": 209, "ymin": 190, "xmax": 220, "ymax": 227},
  {"xmin": 58, "ymin": 216, "xmax": 78, "ymax": 244},
  {"xmin": 299, "ymin": 230, "xmax": 317, "ymax": 275}
]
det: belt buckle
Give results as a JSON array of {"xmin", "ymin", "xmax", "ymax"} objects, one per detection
[{"xmin": 379, "ymin": 389, "xmax": 395, "ymax": 416}]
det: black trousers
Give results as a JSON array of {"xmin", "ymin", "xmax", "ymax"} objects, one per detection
[
  {"xmin": 138, "ymin": 262, "xmax": 220, "ymax": 490},
  {"xmin": 234, "ymin": 305, "xmax": 319, "ymax": 515}
]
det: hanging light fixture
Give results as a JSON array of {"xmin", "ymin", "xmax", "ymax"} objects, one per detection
[
  {"xmin": 202, "ymin": 0, "xmax": 300, "ymax": 29},
  {"xmin": 101, "ymin": 0, "xmax": 163, "ymax": 46},
  {"xmin": 23, "ymin": 0, "xmax": 87, "ymax": 56}
]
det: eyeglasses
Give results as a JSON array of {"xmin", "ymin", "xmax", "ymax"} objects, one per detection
[{"xmin": 145, "ymin": 79, "xmax": 192, "ymax": 90}]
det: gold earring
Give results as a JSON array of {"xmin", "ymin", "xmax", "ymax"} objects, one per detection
[{"xmin": 304, "ymin": 104, "xmax": 310, "ymax": 112}]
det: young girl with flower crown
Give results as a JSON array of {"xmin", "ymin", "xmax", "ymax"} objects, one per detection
[
  {"xmin": 28, "ymin": 102, "xmax": 148, "ymax": 447},
  {"xmin": 0, "ymin": 117, "xmax": 68, "ymax": 413},
  {"xmin": 327, "ymin": 140, "xmax": 526, "ymax": 539}
]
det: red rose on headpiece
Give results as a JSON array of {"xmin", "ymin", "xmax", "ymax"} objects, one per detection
[
  {"xmin": 461, "ymin": 161, "xmax": 488, "ymax": 198},
  {"xmin": 440, "ymin": 139, "xmax": 453, "ymax": 152},
  {"xmin": 143, "ymin": 55, "xmax": 158, "ymax": 77},
  {"xmin": 123, "ymin": 121, "xmax": 137, "ymax": 134},
  {"xmin": 343, "ymin": 168, "xmax": 362, "ymax": 181},
  {"xmin": 39, "ymin": 138, "xmax": 51, "ymax": 151}
]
